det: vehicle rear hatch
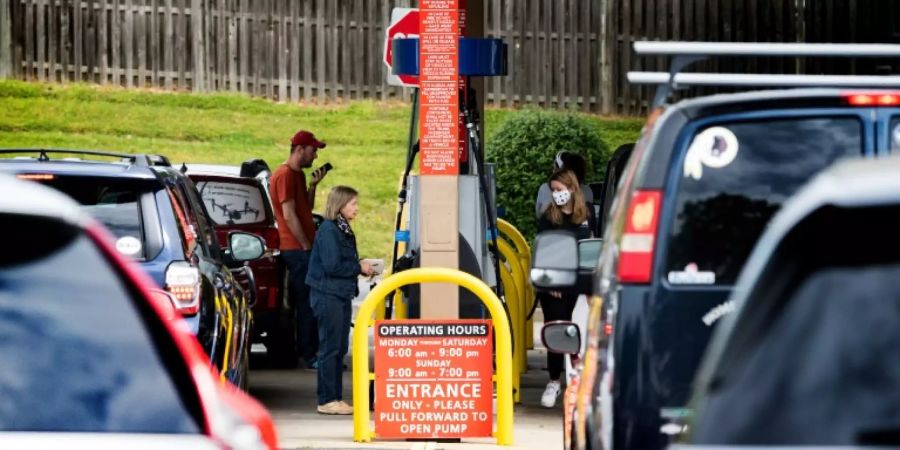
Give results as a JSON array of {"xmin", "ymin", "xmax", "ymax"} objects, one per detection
[{"xmin": 650, "ymin": 108, "xmax": 881, "ymax": 409}]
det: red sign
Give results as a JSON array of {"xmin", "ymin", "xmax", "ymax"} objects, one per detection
[
  {"xmin": 384, "ymin": 8, "xmax": 419, "ymax": 87},
  {"xmin": 374, "ymin": 320, "xmax": 493, "ymax": 439},
  {"xmin": 419, "ymin": 0, "xmax": 459, "ymax": 175}
]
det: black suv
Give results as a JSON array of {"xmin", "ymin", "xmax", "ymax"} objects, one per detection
[
  {"xmin": 0, "ymin": 149, "xmax": 262, "ymax": 389},
  {"xmin": 532, "ymin": 42, "xmax": 900, "ymax": 450}
]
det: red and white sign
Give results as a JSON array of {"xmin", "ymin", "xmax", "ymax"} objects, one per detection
[
  {"xmin": 384, "ymin": 8, "xmax": 419, "ymax": 87},
  {"xmin": 419, "ymin": 0, "xmax": 459, "ymax": 175},
  {"xmin": 374, "ymin": 320, "xmax": 493, "ymax": 439}
]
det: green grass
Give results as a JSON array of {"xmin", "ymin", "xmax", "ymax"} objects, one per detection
[{"xmin": 0, "ymin": 80, "xmax": 642, "ymax": 261}]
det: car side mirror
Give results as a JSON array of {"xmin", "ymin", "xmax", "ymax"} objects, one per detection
[
  {"xmin": 530, "ymin": 230, "xmax": 578, "ymax": 289},
  {"xmin": 229, "ymin": 232, "xmax": 265, "ymax": 262},
  {"xmin": 542, "ymin": 321, "xmax": 581, "ymax": 355}
]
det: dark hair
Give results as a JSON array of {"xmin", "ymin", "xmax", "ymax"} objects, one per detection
[{"xmin": 558, "ymin": 152, "xmax": 587, "ymax": 184}]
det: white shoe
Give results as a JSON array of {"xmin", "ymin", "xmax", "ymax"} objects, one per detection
[{"xmin": 541, "ymin": 381, "xmax": 561, "ymax": 408}]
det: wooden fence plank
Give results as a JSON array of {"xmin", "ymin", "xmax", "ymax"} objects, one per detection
[
  {"xmin": 0, "ymin": 0, "xmax": 11, "ymax": 79},
  {"xmin": 48, "ymin": 0, "xmax": 57, "ymax": 81},
  {"xmin": 190, "ymin": 0, "xmax": 202, "ymax": 91},
  {"xmin": 529, "ymin": 0, "xmax": 540, "ymax": 106},
  {"xmin": 331, "ymin": 0, "xmax": 339, "ymax": 101},
  {"xmin": 264, "ymin": 0, "xmax": 272, "ymax": 99},
  {"xmin": 239, "ymin": 0, "xmax": 247, "ymax": 92},
  {"xmin": 124, "ymin": 0, "xmax": 133, "ymax": 86},
  {"xmin": 228, "ymin": 0, "xmax": 236, "ymax": 91},
  {"xmin": 302, "ymin": 0, "xmax": 311, "ymax": 99},
  {"xmin": 58, "ymin": 0, "xmax": 68, "ymax": 81},
  {"xmin": 288, "ymin": 0, "xmax": 297, "ymax": 101},
  {"xmin": 85, "ymin": 0, "xmax": 96, "ymax": 82},
  {"xmin": 164, "ymin": 0, "xmax": 172, "ymax": 88},
  {"xmin": 150, "ymin": 0, "xmax": 158, "ymax": 86},
  {"xmin": 36, "ymin": 0, "xmax": 44, "ymax": 81},
  {"xmin": 99, "ymin": 0, "xmax": 108, "ymax": 84},
  {"xmin": 316, "ymin": 0, "xmax": 324, "ymax": 101},
  {"xmin": 137, "ymin": 0, "xmax": 146, "ymax": 87},
  {"xmin": 277, "ymin": 0, "xmax": 285, "ymax": 101},
  {"xmin": 72, "ymin": 0, "xmax": 84, "ymax": 82},
  {"xmin": 505, "ymin": 0, "xmax": 515, "ymax": 106},
  {"xmin": 340, "ymin": 0, "xmax": 348, "ymax": 99}
]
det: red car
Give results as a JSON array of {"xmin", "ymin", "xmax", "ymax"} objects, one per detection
[
  {"xmin": 0, "ymin": 175, "xmax": 277, "ymax": 450},
  {"xmin": 185, "ymin": 160, "xmax": 306, "ymax": 367}
]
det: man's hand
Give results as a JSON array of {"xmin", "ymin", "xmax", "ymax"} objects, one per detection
[{"xmin": 309, "ymin": 165, "xmax": 329, "ymax": 186}]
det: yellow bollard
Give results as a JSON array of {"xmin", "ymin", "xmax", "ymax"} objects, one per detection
[
  {"xmin": 497, "ymin": 219, "xmax": 535, "ymax": 350},
  {"xmin": 497, "ymin": 238, "xmax": 528, "ymax": 374},
  {"xmin": 497, "ymin": 260, "xmax": 521, "ymax": 403},
  {"xmin": 352, "ymin": 268, "xmax": 514, "ymax": 446}
]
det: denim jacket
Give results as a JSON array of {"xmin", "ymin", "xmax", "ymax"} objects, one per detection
[{"xmin": 306, "ymin": 219, "xmax": 360, "ymax": 299}]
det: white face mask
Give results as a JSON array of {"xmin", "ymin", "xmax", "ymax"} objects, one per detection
[{"xmin": 552, "ymin": 190, "xmax": 571, "ymax": 206}]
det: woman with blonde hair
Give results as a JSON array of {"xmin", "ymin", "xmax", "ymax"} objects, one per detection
[
  {"xmin": 536, "ymin": 169, "xmax": 595, "ymax": 408},
  {"xmin": 306, "ymin": 185, "xmax": 374, "ymax": 415}
]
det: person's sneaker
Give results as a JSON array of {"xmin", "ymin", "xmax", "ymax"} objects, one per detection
[
  {"xmin": 317, "ymin": 401, "xmax": 353, "ymax": 415},
  {"xmin": 541, "ymin": 380, "xmax": 561, "ymax": 408}
]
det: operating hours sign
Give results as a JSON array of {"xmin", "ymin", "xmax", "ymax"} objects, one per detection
[{"xmin": 374, "ymin": 319, "xmax": 493, "ymax": 439}]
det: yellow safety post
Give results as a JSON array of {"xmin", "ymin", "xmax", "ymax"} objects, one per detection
[
  {"xmin": 497, "ymin": 238, "xmax": 528, "ymax": 374},
  {"xmin": 498, "ymin": 219, "xmax": 535, "ymax": 350},
  {"xmin": 352, "ymin": 268, "xmax": 514, "ymax": 446},
  {"xmin": 497, "ymin": 259, "xmax": 521, "ymax": 403}
]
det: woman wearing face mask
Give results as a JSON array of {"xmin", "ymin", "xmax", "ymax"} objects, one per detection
[
  {"xmin": 536, "ymin": 169, "xmax": 595, "ymax": 408},
  {"xmin": 306, "ymin": 186, "xmax": 374, "ymax": 415}
]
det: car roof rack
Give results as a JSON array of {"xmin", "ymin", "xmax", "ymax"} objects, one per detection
[
  {"xmin": 0, "ymin": 148, "xmax": 156, "ymax": 166},
  {"xmin": 627, "ymin": 41, "xmax": 900, "ymax": 107}
]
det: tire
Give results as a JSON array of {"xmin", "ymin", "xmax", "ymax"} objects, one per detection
[{"xmin": 266, "ymin": 304, "xmax": 301, "ymax": 368}]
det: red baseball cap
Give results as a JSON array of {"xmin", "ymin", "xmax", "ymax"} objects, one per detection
[{"xmin": 291, "ymin": 130, "xmax": 326, "ymax": 149}]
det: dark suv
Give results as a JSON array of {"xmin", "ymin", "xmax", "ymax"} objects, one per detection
[
  {"xmin": 532, "ymin": 42, "xmax": 900, "ymax": 450},
  {"xmin": 0, "ymin": 149, "xmax": 262, "ymax": 389}
]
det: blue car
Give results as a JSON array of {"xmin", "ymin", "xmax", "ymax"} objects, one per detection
[
  {"xmin": 0, "ymin": 149, "xmax": 262, "ymax": 390},
  {"xmin": 533, "ymin": 42, "xmax": 900, "ymax": 450}
]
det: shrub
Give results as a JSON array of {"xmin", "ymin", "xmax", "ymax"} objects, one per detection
[{"xmin": 486, "ymin": 109, "xmax": 610, "ymax": 241}]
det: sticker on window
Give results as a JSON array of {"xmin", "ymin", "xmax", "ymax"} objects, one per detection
[
  {"xmin": 116, "ymin": 236, "xmax": 143, "ymax": 256},
  {"xmin": 196, "ymin": 181, "xmax": 266, "ymax": 225},
  {"xmin": 667, "ymin": 263, "xmax": 715, "ymax": 285},
  {"xmin": 702, "ymin": 300, "xmax": 735, "ymax": 326},
  {"xmin": 684, "ymin": 126, "xmax": 739, "ymax": 180}
]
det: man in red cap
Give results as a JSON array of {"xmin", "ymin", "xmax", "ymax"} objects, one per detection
[{"xmin": 270, "ymin": 130, "xmax": 329, "ymax": 369}]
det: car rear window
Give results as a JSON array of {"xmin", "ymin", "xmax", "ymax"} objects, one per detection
[
  {"xmin": 0, "ymin": 215, "xmax": 200, "ymax": 434},
  {"xmin": 39, "ymin": 176, "xmax": 149, "ymax": 259},
  {"xmin": 665, "ymin": 117, "xmax": 862, "ymax": 285},
  {"xmin": 195, "ymin": 180, "xmax": 267, "ymax": 226}
]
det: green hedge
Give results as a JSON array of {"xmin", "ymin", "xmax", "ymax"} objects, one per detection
[{"xmin": 486, "ymin": 109, "xmax": 611, "ymax": 241}]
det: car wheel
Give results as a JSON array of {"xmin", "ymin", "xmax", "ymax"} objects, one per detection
[{"xmin": 267, "ymin": 307, "xmax": 300, "ymax": 368}]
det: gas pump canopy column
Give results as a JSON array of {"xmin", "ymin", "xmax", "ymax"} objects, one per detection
[{"xmin": 392, "ymin": 3, "xmax": 507, "ymax": 319}]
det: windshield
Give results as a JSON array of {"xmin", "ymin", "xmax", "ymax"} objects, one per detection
[
  {"xmin": 0, "ymin": 215, "xmax": 200, "ymax": 434},
  {"xmin": 38, "ymin": 176, "xmax": 149, "ymax": 259},
  {"xmin": 665, "ymin": 117, "xmax": 863, "ymax": 285}
]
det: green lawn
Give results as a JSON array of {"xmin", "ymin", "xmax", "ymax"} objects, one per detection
[{"xmin": 0, "ymin": 80, "xmax": 642, "ymax": 261}]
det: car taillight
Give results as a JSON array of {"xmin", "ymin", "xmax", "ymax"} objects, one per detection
[
  {"xmin": 617, "ymin": 190, "xmax": 662, "ymax": 283},
  {"xmin": 166, "ymin": 262, "xmax": 201, "ymax": 316},
  {"xmin": 844, "ymin": 91, "xmax": 900, "ymax": 106},
  {"xmin": 16, "ymin": 173, "xmax": 54, "ymax": 180}
]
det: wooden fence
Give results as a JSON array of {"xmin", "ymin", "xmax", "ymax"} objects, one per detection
[{"xmin": 2, "ymin": 0, "xmax": 899, "ymax": 116}]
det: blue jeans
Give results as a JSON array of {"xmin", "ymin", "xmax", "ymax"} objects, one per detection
[
  {"xmin": 282, "ymin": 249, "xmax": 318, "ymax": 363},
  {"xmin": 310, "ymin": 288, "xmax": 351, "ymax": 405}
]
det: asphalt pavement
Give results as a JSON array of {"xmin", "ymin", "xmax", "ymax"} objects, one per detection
[{"xmin": 248, "ymin": 280, "xmax": 563, "ymax": 450}]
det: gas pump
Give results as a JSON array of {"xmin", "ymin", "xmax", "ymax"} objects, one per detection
[{"xmin": 388, "ymin": 38, "xmax": 507, "ymax": 320}]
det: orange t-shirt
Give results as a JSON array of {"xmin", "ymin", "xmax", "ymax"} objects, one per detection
[{"xmin": 269, "ymin": 164, "xmax": 316, "ymax": 250}]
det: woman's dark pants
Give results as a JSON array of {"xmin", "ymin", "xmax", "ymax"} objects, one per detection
[{"xmin": 310, "ymin": 288, "xmax": 352, "ymax": 405}]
